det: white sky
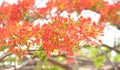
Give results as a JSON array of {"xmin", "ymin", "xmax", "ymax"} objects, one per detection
[{"xmin": 0, "ymin": 0, "xmax": 17, "ymax": 5}]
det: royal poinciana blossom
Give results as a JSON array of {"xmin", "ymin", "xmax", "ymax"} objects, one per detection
[
  {"xmin": 0, "ymin": 21, "xmax": 41, "ymax": 58},
  {"xmin": 41, "ymin": 16, "xmax": 104, "ymax": 56},
  {"xmin": 0, "ymin": 0, "xmax": 119, "ymax": 58}
]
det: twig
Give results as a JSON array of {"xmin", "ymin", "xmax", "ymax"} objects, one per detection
[
  {"xmin": 0, "ymin": 53, "xmax": 12, "ymax": 62},
  {"xmin": 4, "ymin": 59, "xmax": 32, "ymax": 70},
  {"xmin": 102, "ymin": 44, "xmax": 120, "ymax": 53},
  {"xmin": 100, "ymin": 62, "xmax": 120, "ymax": 70},
  {"xmin": 1, "ymin": 0, "xmax": 5, "ymax": 6},
  {"xmin": 98, "ymin": 45, "xmax": 118, "ymax": 70},
  {"xmin": 48, "ymin": 57, "xmax": 72, "ymax": 70}
]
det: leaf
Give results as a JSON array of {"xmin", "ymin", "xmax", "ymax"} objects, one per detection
[
  {"xmin": 113, "ymin": 54, "xmax": 120, "ymax": 62},
  {"xmin": 0, "ymin": 45, "xmax": 7, "ymax": 51},
  {"xmin": 5, "ymin": 56, "xmax": 17, "ymax": 63},
  {"xmin": 32, "ymin": 51, "xmax": 46, "ymax": 60},
  {"xmin": 94, "ymin": 55, "xmax": 105, "ymax": 68}
]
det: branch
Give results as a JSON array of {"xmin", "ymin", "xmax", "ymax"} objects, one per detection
[
  {"xmin": 0, "ymin": 53, "xmax": 12, "ymax": 62},
  {"xmin": 28, "ymin": 50, "xmax": 73, "ymax": 70},
  {"xmin": 15, "ymin": 59, "xmax": 33, "ymax": 70},
  {"xmin": 102, "ymin": 44, "xmax": 120, "ymax": 53},
  {"xmin": 98, "ymin": 45, "xmax": 119, "ymax": 70},
  {"xmin": 48, "ymin": 57, "xmax": 72, "ymax": 70},
  {"xmin": 5, "ymin": 59, "xmax": 32, "ymax": 70},
  {"xmin": 1, "ymin": 0, "xmax": 5, "ymax": 6},
  {"xmin": 100, "ymin": 62, "xmax": 120, "ymax": 70},
  {"xmin": 67, "ymin": 56, "xmax": 94, "ymax": 66}
]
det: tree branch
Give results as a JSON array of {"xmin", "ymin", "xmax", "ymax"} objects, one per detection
[
  {"xmin": 48, "ymin": 57, "xmax": 72, "ymax": 70},
  {"xmin": 5, "ymin": 58, "xmax": 40, "ymax": 70},
  {"xmin": 102, "ymin": 44, "xmax": 120, "ymax": 53},
  {"xmin": 98, "ymin": 45, "xmax": 119, "ymax": 70},
  {"xmin": 100, "ymin": 62, "xmax": 120, "ymax": 70},
  {"xmin": 1, "ymin": 0, "xmax": 5, "ymax": 6},
  {"xmin": 0, "ymin": 53, "xmax": 12, "ymax": 62}
]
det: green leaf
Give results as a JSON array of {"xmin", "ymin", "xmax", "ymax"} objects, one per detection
[
  {"xmin": 5, "ymin": 56, "xmax": 16, "ymax": 63},
  {"xmin": 34, "ymin": 64, "xmax": 41, "ymax": 70},
  {"xmin": 94, "ymin": 56, "xmax": 105, "ymax": 68},
  {"xmin": 45, "ymin": 66, "xmax": 65, "ymax": 70},
  {"xmin": 32, "ymin": 51, "xmax": 46, "ymax": 60},
  {"xmin": 113, "ymin": 54, "xmax": 120, "ymax": 62},
  {"xmin": 0, "ymin": 45, "xmax": 7, "ymax": 51},
  {"xmin": 12, "ymin": 35, "xmax": 18, "ymax": 39}
]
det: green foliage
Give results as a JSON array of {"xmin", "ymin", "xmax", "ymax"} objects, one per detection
[
  {"xmin": 94, "ymin": 55, "xmax": 105, "ymax": 67},
  {"xmin": 34, "ymin": 63, "xmax": 41, "ymax": 70},
  {"xmin": 113, "ymin": 54, "xmax": 120, "ymax": 62},
  {"xmin": 0, "ymin": 45, "xmax": 7, "ymax": 51},
  {"xmin": 4, "ymin": 55, "xmax": 17, "ymax": 64},
  {"xmin": 85, "ymin": 46, "xmax": 101, "ymax": 57},
  {"xmin": 32, "ymin": 47, "xmax": 46, "ymax": 60},
  {"xmin": 45, "ymin": 66, "xmax": 65, "ymax": 70},
  {"xmin": 55, "ymin": 57, "xmax": 65, "ymax": 62},
  {"xmin": 32, "ymin": 50, "xmax": 46, "ymax": 60},
  {"xmin": 85, "ymin": 46, "xmax": 106, "ymax": 68}
]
